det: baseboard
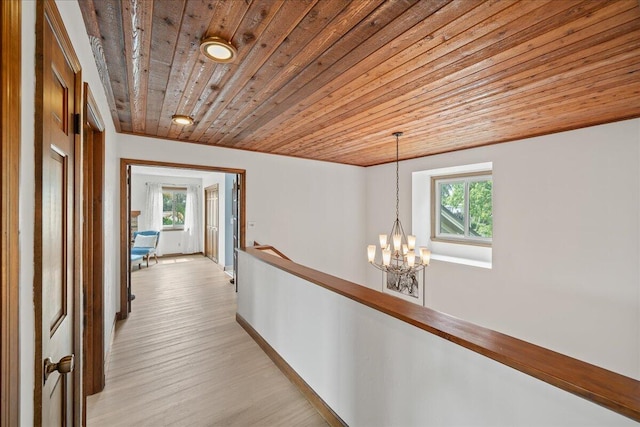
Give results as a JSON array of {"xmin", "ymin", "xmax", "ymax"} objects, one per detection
[
  {"xmin": 224, "ymin": 264, "xmax": 233, "ymax": 271},
  {"xmin": 157, "ymin": 252, "xmax": 189, "ymax": 257},
  {"xmin": 236, "ymin": 314, "xmax": 347, "ymax": 427}
]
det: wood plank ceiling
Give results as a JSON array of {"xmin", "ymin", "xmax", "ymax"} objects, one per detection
[{"xmin": 79, "ymin": 0, "xmax": 640, "ymax": 166}]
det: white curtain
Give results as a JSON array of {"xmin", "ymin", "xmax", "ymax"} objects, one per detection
[
  {"xmin": 181, "ymin": 185, "xmax": 202, "ymax": 254},
  {"xmin": 142, "ymin": 183, "xmax": 163, "ymax": 232}
]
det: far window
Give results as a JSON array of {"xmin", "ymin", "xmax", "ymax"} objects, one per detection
[
  {"xmin": 431, "ymin": 172, "xmax": 492, "ymax": 245},
  {"xmin": 162, "ymin": 187, "xmax": 187, "ymax": 230}
]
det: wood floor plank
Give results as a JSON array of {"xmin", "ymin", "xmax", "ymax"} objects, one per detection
[{"xmin": 87, "ymin": 255, "xmax": 327, "ymax": 426}]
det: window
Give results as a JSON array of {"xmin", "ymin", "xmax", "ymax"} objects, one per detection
[
  {"xmin": 431, "ymin": 172, "xmax": 492, "ymax": 246},
  {"xmin": 412, "ymin": 162, "xmax": 492, "ymax": 268},
  {"xmin": 162, "ymin": 187, "xmax": 187, "ymax": 230}
]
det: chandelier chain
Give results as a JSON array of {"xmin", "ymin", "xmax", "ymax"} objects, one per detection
[{"xmin": 395, "ymin": 132, "xmax": 399, "ymax": 220}]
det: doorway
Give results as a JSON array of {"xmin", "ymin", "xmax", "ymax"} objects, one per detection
[
  {"xmin": 119, "ymin": 159, "xmax": 245, "ymax": 319},
  {"xmin": 205, "ymin": 184, "xmax": 220, "ymax": 263}
]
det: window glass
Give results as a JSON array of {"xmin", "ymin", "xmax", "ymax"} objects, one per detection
[
  {"xmin": 162, "ymin": 189, "xmax": 187, "ymax": 229},
  {"xmin": 439, "ymin": 182, "xmax": 465, "ymax": 236},
  {"xmin": 469, "ymin": 180, "xmax": 492, "ymax": 238},
  {"xmin": 174, "ymin": 192, "xmax": 186, "ymax": 226},
  {"xmin": 433, "ymin": 172, "xmax": 492, "ymax": 245},
  {"xmin": 163, "ymin": 192, "xmax": 174, "ymax": 226}
]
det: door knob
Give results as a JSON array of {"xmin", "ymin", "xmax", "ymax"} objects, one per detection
[{"xmin": 44, "ymin": 354, "xmax": 74, "ymax": 381}]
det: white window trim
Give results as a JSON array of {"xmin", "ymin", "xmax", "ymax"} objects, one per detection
[{"xmin": 432, "ymin": 171, "xmax": 492, "ymax": 246}]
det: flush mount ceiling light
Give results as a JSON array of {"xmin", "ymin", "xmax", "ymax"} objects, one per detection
[
  {"xmin": 200, "ymin": 36, "xmax": 237, "ymax": 63},
  {"xmin": 171, "ymin": 114, "xmax": 194, "ymax": 125}
]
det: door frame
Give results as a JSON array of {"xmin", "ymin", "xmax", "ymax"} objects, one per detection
[
  {"xmin": 0, "ymin": 0, "xmax": 21, "ymax": 424},
  {"xmin": 82, "ymin": 83, "xmax": 105, "ymax": 405},
  {"xmin": 119, "ymin": 159, "xmax": 246, "ymax": 319},
  {"xmin": 34, "ymin": 0, "xmax": 83, "ymax": 424}
]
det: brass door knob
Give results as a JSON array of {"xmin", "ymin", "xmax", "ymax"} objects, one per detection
[{"xmin": 44, "ymin": 354, "xmax": 74, "ymax": 381}]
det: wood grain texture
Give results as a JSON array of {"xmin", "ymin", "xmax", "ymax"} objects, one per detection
[
  {"xmin": 252, "ymin": 245, "xmax": 291, "ymax": 261},
  {"xmin": 87, "ymin": 255, "xmax": 327, "ymax": 426},
  {"xmin": 243, "ymin": 246, "xmax": 640, "ymax": 422},
  {"xmin": 78, "ymin": 0, "xmax": 130, "ymax": 132},
  {"xmin": 83, "ymin": 83, "xmax": 106, "ymax": 401},
  {"xmin": 0, "ymin": 0, "xmax": 21, "ymax": 424},
  {"xmin": 154, "ymin": 0, "xmax": 221, "ymax": 139},
  {"xmin": 78, "ymin": 0, "xmax": 122, "ymax": 132},
  {"xmin": 79, "ymin": 0, "xmax": 640, "ymax": 166},
  {"xmin": 122, "ymin": 0, "xmax": 154, "ymax": 134},
  {"xmin": 35, "ymin": 1, "xmax": 84, "ymax": 424}
]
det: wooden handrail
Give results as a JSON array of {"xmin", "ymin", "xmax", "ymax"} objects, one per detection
[
  {"xmin": 251, "ymin": 244, "xmax": 291, "ymax": 261},
  {"xmin": 242, "ymin": 246, "xmax": 640, "ymax": 422}
]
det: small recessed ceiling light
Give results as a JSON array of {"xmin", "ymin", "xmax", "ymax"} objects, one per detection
[
  {"xmin": 172, "ymin": 114, "xmax": 194, "ymax": 125},
  {"xmin": 200, "ymin": 36, "xmax": 237, "ymax": 63}
]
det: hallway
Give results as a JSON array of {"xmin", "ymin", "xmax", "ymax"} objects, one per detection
[{"xmin": 87, "ymin": 255, "xmax": 327, "ymax": 426}]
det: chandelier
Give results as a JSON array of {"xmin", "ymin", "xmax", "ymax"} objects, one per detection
[{"xmin": 367, "ymin": 132, "xmax": 431, "ymax": 292}]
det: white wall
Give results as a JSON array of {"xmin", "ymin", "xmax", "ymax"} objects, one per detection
[
  {"xmin": 366, "ymin": 119, "xmax": 640, "ymax": 380},
  {"xmin": 118, "ymin": 135, "xmax": 368, "ymax": 285},
  {"xmin": 20, "ymin": 1, "xmax": 121, "ymax": 423},
  {"xmin": 238, "ymin": 251, "xmax": 637, "ymax": 427}
]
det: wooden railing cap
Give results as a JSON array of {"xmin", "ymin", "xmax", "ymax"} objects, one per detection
[{"xmin": 241, "ymin": 246, "xmax": 640, "ymax": 422}]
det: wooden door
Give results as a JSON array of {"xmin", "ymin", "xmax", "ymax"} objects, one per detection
[
  {"xmin": 212, "ymin": 186, "xmax": 219, "ymax": 262},
  {"xmin": 205, "ymin": 185, "xmax": 219, "ymax": 262},
  {"xmin": 35, "ymin": 1, "xmax": 82, "ymax": 424},
  {"xmin": 205, "ymin": 188, "xmax": 212, "ymax": 259}
]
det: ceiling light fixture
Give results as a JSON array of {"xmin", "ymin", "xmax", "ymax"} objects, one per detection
[
  {"xmin": 367, "ymin": 132, "xmax": 430, "ymax": 293},
  {"xmin": 200, "ymin": 36, "xmax": 237, "ymax": 63},
  {"xmin": 171, "ymin": 114, "xmax": 194, "ymax": 126}
]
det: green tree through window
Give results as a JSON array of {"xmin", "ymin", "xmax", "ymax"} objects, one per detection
[
  {"xmin": 434, "ymin": 173, "xmax": 492, "ymax": 244},
  {"xmin": 469, "ymin": 181, "xmax": 492, "ymax": 238},
  {"xmin": 162, "ymin": 188, "xmax": 186, "ymax": 229}
]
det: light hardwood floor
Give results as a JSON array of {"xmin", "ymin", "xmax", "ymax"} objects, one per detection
[{"xmin": 87, "ymin": 255, "xmax": 327, "ymax": 426}]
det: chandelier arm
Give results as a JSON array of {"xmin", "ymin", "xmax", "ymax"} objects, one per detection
[{"xmin": 369, "ymin": 260, "xmax": 425, "ymax": 274}]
